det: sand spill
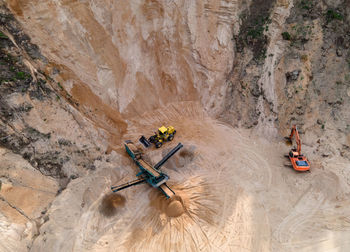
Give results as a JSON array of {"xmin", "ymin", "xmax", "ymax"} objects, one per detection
[{"xmin": 99, "ymin": 193, "xmax": 126, "ymax": 217}]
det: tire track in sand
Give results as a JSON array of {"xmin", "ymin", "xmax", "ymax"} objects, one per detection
[
  {"xmin": 273, "ymin": 171, "xmax": 340, "ymax": 245},
  {"xmin": 273, "ymin": 185, "xmax": 325, "ymax": 244}
]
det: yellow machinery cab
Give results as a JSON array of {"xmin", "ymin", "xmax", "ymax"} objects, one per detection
[
  {"xmin": 148, "ymin": 125, "xmax": 177, "ymax": 148},
  {"xmin": 158, "ymin": 126, "xmax": 168, "ymax": 135}
]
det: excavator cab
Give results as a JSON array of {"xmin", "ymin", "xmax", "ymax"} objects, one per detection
[
  {"xmin": 292, "ymin": 155, "xmax": 310, "ymax": 171},
  {"xmin": 289, "ymin": 149, "xmax": 299, "ymax": 158},
  {"xmin": 295, "ymin": 160, "xmax": 309, "ymax": 167},
  {"xmin": 284, "ymin": 126, "xmax": 310, "ymax": 171}
]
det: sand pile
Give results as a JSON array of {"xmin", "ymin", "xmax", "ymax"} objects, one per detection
[
  {"xmin": 150, "ymin": 193, "xmax": 185, "ymax": 218},
  {"xmin": 166, "ymin": 197, "xmax": 184, "ymax": 217}
]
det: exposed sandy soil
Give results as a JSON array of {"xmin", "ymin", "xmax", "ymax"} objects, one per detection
[
  {"xmin": 1, "ymin": 0, "xmax": 350, "ymax": 251},
  {"xmin": 25, "ymin": 103, "xmax": 350, "ymax": 252}
]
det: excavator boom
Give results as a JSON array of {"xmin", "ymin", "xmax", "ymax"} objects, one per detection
[{"xmin": 288, "ymin": 125, "xmax": 301, "ymax": 154}]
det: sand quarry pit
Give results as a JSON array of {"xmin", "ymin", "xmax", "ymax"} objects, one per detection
[
  {"xmin": 1, "ymin": 1, "xmax": 350, "ymax": 251},
  {"xmin": 27, "ymin": 102, "xmax": 350, "ymax": 252}
]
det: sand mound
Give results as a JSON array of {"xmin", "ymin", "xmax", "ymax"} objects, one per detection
[
  {"xmin": 166, "ymin": 197, "xmax": 185, "ymax": 217},
  {"xmin": 150, "ymin": 192, "xmax": 185, "ymax": 218},
  {"xmin": 99, "ymin": 193, "xmax": 126, "ymax": 217}
]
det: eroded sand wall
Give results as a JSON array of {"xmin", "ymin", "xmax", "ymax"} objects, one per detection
[{"xmin": 6, "ymin": 0, "xmax": 239, "ymax": 120}]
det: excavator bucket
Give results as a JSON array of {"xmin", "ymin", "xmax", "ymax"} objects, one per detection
[
  {"xmin": 139, "ymin": 135, "xmax": 151, "ymax": 148},
  {"xmin": 284, "ymin": 136, "xmax": 292, "ymax": 145}
]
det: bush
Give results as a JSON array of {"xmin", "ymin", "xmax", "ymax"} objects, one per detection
[
  {"xmin": 301, "ymin": 55, "xmax": 308, "ymax": 62},
  {"xmin": 299, "ymin": 0, "xmax": 312, "ymax": 10},
  {"xmin": 282, "ymin": 32, "xmax": 291, "ymax": 40},
  {"xmin": 16, "ymin": 72, "xmax": 26, "ymax": 80},
  {"xmin": 326, "ymin": 9, "xmax": 343, "ymax": 22},
  {"xmin": 0, "ymin": 31, "xmax": 8, "ymax": 39}
]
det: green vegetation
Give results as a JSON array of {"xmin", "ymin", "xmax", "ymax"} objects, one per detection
[
  {"xmin": 2, "ymin": 54, "xmax": 16, "ymax": 64},
  {"xmin": 298, "ymin": 0, "xmax": 313, "ymax": 10},
  {"xmin": 282, "ymin": 32, "xmax": 291, "ymax": 41},
  {"xmin": 247, "ymin": 16, "xmax": 271, "ymax": 40},
  {"xmin": 345, "ymin": 74, "xmax": 350, "ymax": 82},
  {"xmin": 236, "ymin": 0, "xmax": 275, "ymax": 62},
  {"xmin": 336, "ymin": 81, "xmax": 343, "ymax": 85},
  {"xmin": 0, "ymin": 31, "xmax": 8, "ymax": 39},
  {"xmin": 58, "ymin": 82, "xmax": 63, "ymax": 90},
  {"xmin": 256, "ymin": 48, "xmax": 267, "ymax": 62},
  {"xmin": 301, "ymin": 55, "xmax": 308, "ymax": 62},
  {"xmin": 326, "ymin": 9, "xmax": 343, "ymax": 22},
  {"xmin": 292, "ymin": 24, "xmax": 312, "ymax": 39},
  {"xmin": 242, "ymin": 14, "xmax": 271, "ymax": 62},
  {"xmin": 283, "ymin": 24, "xmax": 312, "ymax": 46},
  {"xmin": 16, "ymin": 71, "xmax": 26, "ymax": 80}
]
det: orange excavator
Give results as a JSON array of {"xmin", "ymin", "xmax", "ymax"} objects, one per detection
[{"xmin": 284, "ymin": 125, "xmax": 310, "ymax": 172}]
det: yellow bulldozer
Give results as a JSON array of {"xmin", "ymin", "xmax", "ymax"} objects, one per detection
[{"xmin": 147, "ymin": 126, "xmax": 176, "ymax": 148}]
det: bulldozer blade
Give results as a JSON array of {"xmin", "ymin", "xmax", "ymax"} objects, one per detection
[{"xmin": 139, "ymin": 135, "xmax": 151, "ymax": 148}]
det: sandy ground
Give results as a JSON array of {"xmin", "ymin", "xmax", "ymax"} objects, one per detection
[
  {"xmin": 1, "ymin": 1, "xmax": 350, "ymax": 251},
  {"xmin": 28, "ymin": 102, "xmax": 350, "ymax": 252},
  {"xmin": 0, "ymin": 149, "xmax": 59, "ymax": 251}
]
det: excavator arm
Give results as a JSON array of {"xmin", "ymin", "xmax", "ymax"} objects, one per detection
[{"xmin": 288, "ymin": 125, "xmax": 302, "ymax": 154}]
